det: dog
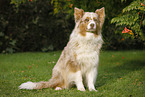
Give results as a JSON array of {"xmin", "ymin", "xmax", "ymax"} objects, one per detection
[{"xmin": 19, "ymin": 7, "xmax": 105, "ymax": 92}]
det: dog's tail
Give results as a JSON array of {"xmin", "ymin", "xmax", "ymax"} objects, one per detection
[
  {"xmin": 19, "ymin": 81, "xmax": 51, "ymax": 90},
  {"xmin": 19, "ymin": 76, "xmax": 62, "ymax": 90}
]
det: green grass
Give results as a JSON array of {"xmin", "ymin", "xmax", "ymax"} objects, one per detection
[{"xmin": 0, "ymin": 50, "xmax": 145, "ymax": 97}]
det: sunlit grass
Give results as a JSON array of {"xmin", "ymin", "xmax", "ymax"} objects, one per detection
[{"xmin": 0, "ymin": 50, "xmax": 145, "ymax": 97}]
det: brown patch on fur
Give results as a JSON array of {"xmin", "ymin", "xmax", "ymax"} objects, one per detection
[
  {"xmin": 79, "ymin": 21, "xmax": 89, "ymax": 36},
  {"xmin": 93, "ymin": 24, "xmax": 100, "ymax": 36},
  {"xmin": 52, "ymin": 77, "xmax": 65, "ymax": 88},
  {"xmin": 93, "ymin": 33, "xmax": 98, "ymax": 37},
  {"xmin": 32, "ymin": 74, "xmax": 65, "ymax": 90},
  {"xmin": 93, "ymin": 17, "xmax": 97, "ymax": 21},
  {"xmin": 34, "ymin": 81, "xmax": 50, "ymax": 89},
  {"xmin": 67, "ymin": 60, "xmax": 80, "ymax": 72},
  {"xmin": 48, "ymin": 72, "xmax": 65, "ymax": 89}
]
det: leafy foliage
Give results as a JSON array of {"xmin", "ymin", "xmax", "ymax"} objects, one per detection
[
  {"xmin": 111, "ymin": 0, "xmax": 145, "ymax": 40},
  {"xmin": 0, "ymin": 0, "xmax": 72, "ymax": 53},
  {"xmin": 0, "ymin": 0, "xmax": 144, "ymax": 53}
]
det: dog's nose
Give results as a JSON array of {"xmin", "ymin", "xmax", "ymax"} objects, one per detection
[
  {"xmin": 87, "ymin": 22, "xmax": 96, "ymax": 31},
  {"xmin": 90, "ymin": 23, "xmax": 94, "ymax": 28}
]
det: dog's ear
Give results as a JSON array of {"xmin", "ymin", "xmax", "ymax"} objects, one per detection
[
  {"xmin": 95, "ymin": 7, "xmax": 105, "ymax": 28},
  {"xmin": 74, "ymin": 7, "xmax": 84, "ymax": 23}
]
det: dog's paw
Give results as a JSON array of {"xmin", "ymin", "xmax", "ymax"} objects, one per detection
[
  {"xmin": 78, "ymin": 88, "xmax": 86, "ymax": 92},
  {"xmin": 89, "ymin": 88, "xmax": 98, "ymax": 92},
  {"xmin": 55, "ymin": 87, "xmax": 62, "ymax": 90}
]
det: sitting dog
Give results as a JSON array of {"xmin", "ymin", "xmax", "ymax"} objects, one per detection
[{"xmin": 19, "ymin": 7, "xmax": 105, "ymax": 91}]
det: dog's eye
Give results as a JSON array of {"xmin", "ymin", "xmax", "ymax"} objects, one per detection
[
  {"xmin": 94, "ymin": 18, "xmax": 98, "ymax": 21},
  {"xmin": 85, "ymin": 19, "xmax": 89, "ymax": 22}
]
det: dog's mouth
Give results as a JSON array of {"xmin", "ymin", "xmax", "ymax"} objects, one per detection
[{"xmin": 87, "ymin": 28, "xmax": 96, "ymax": 32}]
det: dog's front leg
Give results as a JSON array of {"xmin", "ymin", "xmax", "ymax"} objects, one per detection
[
  {"xmin": 74, "ymin": 71, "xmax": 86, "ymax": 91},
  {"xmin": 86, "ymin": 67, "xmax": 98, "ymax": 92}
]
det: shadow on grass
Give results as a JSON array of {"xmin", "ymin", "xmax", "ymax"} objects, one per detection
[{"xmin": 96, "ymin": 60, "xmax": 145, "ymax": 88}]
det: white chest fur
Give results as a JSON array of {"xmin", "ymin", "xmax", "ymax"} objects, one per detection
[{"xmin": 70, "ymin": 32, "xmax": 103, "ymax": 73}]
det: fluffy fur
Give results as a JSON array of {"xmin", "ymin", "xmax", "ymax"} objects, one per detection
[{"xmin": 19, "ymin": 7, "xmax": 105, "ymax": 92}]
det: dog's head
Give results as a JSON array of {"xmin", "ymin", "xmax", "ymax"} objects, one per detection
[{"xmin": 74, "ymin": 7, "xmax": 105, "ymax": 36}]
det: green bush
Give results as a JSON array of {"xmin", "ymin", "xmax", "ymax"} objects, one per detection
[
  {"xmin": 111, "ymin": 0, "xmax": 145, "ymax": 50},
  {"xmin": 0, "ymin": 0, "xmax": 73, "ymax": 53}
]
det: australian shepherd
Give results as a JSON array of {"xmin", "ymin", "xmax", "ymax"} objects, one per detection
[{"xmin": 19, "ymin": 7, "xmax": 105, "ymax": 92}]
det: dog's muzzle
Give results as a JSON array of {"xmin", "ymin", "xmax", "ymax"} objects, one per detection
[{"xmin": 87, "ymin": 21, "xmax": 96, "ymax": 32}]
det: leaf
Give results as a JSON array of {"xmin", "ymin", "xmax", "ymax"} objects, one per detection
[
  {"xmin": 6, "ymin": 48, "xmax": 14, "ymax": 53},
  {"xmin": 29, "ymin": 65, "xmax": 31, "ymax": 69},
  {"xmin": 0, "ymin": 32, "xmax": 4, "ymax": 37},
  {"xmin": 51, "ymin": 0, "xmax": 54, "ymax": 5},
  {"xmin": 9, "ymin": 40, "xmax": 17, "ymax": 46},
  {"xmin": 138, "ymin": 7, "xmax": 145, "ymax": 11},
  {"xmin": 121, "ymin": 0, "xmax": 126, "ymax": 3},
  {"xmin": 142, "ymin": 19, "xmax": 145, "ymax": 26},
  {"xmin": 54, "ymin": 8, "xmax": 58, "ymax": 14},
  {"xmin": 139, "ymin": 31, "xmax": 145, "ymax": 41},
  {"xmin": 123, "ymin": 1, "xmax": 141, "ymax": 13},
  {"xmin": 141, "ymin": 3, "xmax": 145, "ymax": 6}
]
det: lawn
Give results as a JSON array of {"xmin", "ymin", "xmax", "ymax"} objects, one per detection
[{"xmin": 0, "ymin": 50, "xmax": 145, "ymax": 97}]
